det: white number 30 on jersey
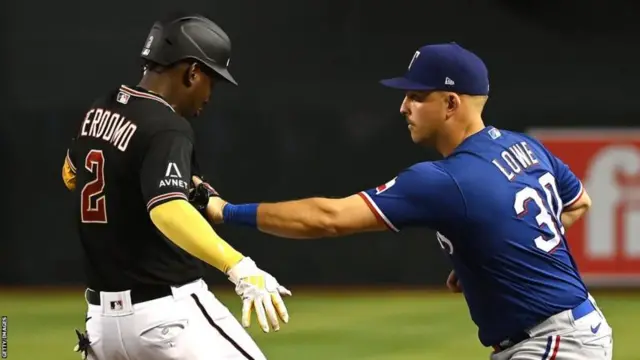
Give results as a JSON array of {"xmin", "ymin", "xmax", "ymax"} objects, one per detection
[{"xmin": 514, "ymin": 172, "xmax": 565, "ymax": 253}]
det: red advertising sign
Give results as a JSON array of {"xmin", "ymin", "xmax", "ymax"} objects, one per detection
[{"xmin": 529, "ymin": 128, "xmax": 640, "ymax": 286}]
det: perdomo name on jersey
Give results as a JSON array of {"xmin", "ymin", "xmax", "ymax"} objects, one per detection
[{"xmin": 80, "ymin": 108, "xmax": 137, "ymax": 152}]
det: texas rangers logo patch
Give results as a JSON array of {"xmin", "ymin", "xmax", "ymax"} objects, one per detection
[{"xmin": 375, "ymin": 177, "xmax": 397, "ymax": 194}]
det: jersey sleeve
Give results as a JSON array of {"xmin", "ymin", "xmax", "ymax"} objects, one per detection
[
  {"xmin": 550, "ymin": 154, "xmax": 584, "ymax": 208},
  {"xmin": 357, "ymin": 162, "xmax": 465, "ymax": 232},
  {"xmin": 140, "ymin": 131, "xmax": 193, "ymax": 212}
]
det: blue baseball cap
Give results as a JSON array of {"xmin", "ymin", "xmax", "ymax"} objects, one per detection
[{"xmin": 380, "ymin": 42, "xmax": 489, "ymax": 95}]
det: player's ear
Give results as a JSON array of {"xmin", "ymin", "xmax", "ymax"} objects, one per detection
[
  {"xmin": 183, "ymin": 62, "xmax": 199, "ymax": 87},
  {"xmin": 447, "ymin": 93, "xmax": 459, "ymax": 111}
]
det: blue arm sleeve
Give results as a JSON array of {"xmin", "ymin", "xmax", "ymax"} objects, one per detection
[
  {"xmin": 550, "ymin": 154, "xmax": 583, "ymax": 208},
  {"xmin": 358, "ymin": 162, "xmax": 465, "ymax": 232}
]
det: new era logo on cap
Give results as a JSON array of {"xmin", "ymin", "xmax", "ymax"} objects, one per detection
[{"xmin": 380, "ymin": 42, "xmax": 489, "ymax": 96}]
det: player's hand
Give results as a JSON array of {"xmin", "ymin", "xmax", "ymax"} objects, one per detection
[
  {"xmin": 446, "ymin": 270, "xmax": 463, "ymax": 293},
  {"xmin": 227, "ymin": 257, "xmax": 292, "ymax": 333},
  {"xmin": 206, "ymin": 196, "xmax": 227, "ymax": 224},
  {"xmin": 73, "ymin": 329, "xmax": 91, "ymax": 359},
  {"xmin": 191, "ymin": 176, "xmax": 227, "ymax": 223}
]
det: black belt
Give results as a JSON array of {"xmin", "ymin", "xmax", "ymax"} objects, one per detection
[
  {"xmin": 492, "ymin": 332, "xmax": 531, "ymax": 353},
  {"xmin": 85, "ymin": 285, "xmax": 174, "ymax": 306}
]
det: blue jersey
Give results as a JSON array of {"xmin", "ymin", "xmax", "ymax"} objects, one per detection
[{"xmin": 359, "ymin": 126, "xmax": 587, "ymax": 347}]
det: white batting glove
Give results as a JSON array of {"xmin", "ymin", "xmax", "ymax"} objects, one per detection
[{"xmin": 227, "ymin": 257, "xmax": 292, "ymax": 333}]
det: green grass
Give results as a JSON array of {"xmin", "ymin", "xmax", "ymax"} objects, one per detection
[{"xmin": 0, "ymin": 289, "xmax": 637, "ymax": 359}]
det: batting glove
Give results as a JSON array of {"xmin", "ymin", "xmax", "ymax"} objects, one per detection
[
  {"xmin": 73, "ymin": 329, "xmax": 91, "ymax": 359},
  {"xmin": 227, "ymin": 257, "xmax": 291, "ymax": 333},
  {"xmin": 188, "ymin": 176, "xmax": 219, "ymax": 212}
]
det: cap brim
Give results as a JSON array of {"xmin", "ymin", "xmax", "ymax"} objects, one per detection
[{"xmin": 379, "ymin": 77, "xmax": 434, "ymax": 91}]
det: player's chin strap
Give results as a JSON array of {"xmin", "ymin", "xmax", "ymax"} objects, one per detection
[
  {"xmin": 188, "ymin": 176, "xmax": 220, "ymax": 213},
  {"xmin": 73, "ymin": 328, "xmax": 91, "ymax": 360}
]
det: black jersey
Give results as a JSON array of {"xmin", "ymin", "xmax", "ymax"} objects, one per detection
[{"xmin": 66, "ymin": 85, "xmax": 204, "ymax": 291}]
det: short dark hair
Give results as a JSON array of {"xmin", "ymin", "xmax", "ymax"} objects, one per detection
[
  {"xmin": 142, "ymin": 59, "xmax": 164, "ymax": 74},
  {"xmin": 141, "ymin": 58, "xmax": 223, "ymax": 82}
]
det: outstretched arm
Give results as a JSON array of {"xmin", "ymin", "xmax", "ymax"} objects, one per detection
[
  {"xmin": 253, "ymin": 195, "xmax": 386, "ymax": 238},
  {"xmin": 205, "ymin": 163, "xmax": 464, "ymax": 239}
]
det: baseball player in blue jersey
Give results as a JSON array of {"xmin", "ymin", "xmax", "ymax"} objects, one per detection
[{"xmin": 197, "ymin": 43, "xmax": 613, "ymax": 359}]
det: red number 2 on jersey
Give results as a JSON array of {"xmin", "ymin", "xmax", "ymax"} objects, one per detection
[{"xmin": 81, "ymin": 150, "xmax": 108, "ymax": 223}]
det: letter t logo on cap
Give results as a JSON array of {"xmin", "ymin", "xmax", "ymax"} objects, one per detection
[{"xmin": 408, "ymin": 50, "xmax": 421, "ymax": 70}]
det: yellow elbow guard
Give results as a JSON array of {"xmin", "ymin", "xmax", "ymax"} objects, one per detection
[{"xmin": 150, "ymin": 200, "xmax": 244, "ymax": 273}]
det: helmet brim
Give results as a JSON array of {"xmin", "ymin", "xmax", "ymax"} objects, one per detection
[{"xmin": 206, "ymin": 62, "xmax": 237, "ymax": 86}]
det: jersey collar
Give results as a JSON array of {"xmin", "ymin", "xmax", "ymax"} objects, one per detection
[
  {"xmin": 119, "ymin": 85, "xmax": 176, "ymax": 113},
  {"xmin": 448, "ymin": 126, "xmax": 497, "ymax": 157}
]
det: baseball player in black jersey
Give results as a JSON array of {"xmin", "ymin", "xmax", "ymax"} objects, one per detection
[{"xmin": 62, "ymin": 13, "xmax": 290, "ymax": 360}]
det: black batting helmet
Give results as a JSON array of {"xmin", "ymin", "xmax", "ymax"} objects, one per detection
[{"xmin": 140, "ymin": 13, "xmax": 237, "ymax": 85}]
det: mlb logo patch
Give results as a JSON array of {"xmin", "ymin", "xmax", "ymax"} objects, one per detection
[
  {"xmin": 110, "ymin": 300, "xmax": 123, "ymax": 310},
  {"xmin": 116, "ymin": 92, "xmax": 130, "ymax": 104}
]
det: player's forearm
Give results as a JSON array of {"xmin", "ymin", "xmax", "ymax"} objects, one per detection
[
  {"xmin": 561, "ymin": 207, "xmax": 588, "ymax": 229},
  {"xmin": 260, "ymin": 199, "xmax": 344, "ymax": 238},
  {"xmin": 150, "ymin": 199, "xmax": 244, "ymax": 272},
  {"xmin": 223, "ymin": 199, "xmax": 342, "ymax": 239},
  {"xmin": 561, "ymin": 190, "xmax": 592, "ymax": 229}
]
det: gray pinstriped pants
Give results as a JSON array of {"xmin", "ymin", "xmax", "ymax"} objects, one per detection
[{"xmin": 490, "ymin": 296, "xmax": 612, "ymax": 360}]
